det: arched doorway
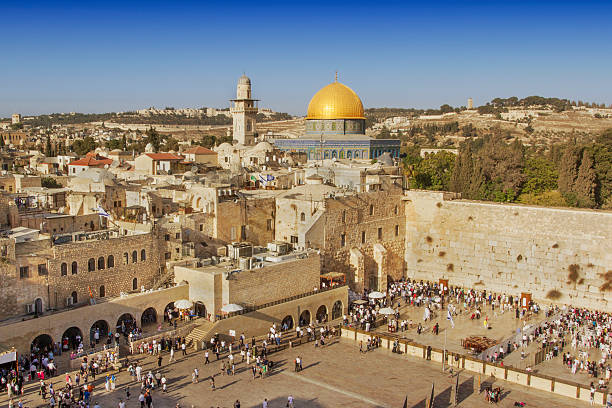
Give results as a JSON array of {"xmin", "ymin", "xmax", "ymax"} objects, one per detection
[
  {"xmin": 281, "ymin": 315, "xmax": 294, "ymax": 331},
  {"xmin": 116, "ymin": 313, "xmax": 137, "ymax": 335},
  {"xmin": 316, "ymin": 305, "xmax": 328, "ymax": 323},
  {"xmin": 332, "ymin": 300, "xmax": 343, "ymax": 320},
  {"xmin": 164, "ymin": 302, "xmax": 176, "ymax": 321},
  {"xmin": 34, "ymin": 298, "xmax": 43, "ymax": 315},
  {"xmin": 194, "ymin": 301, "xmax": 206, "ymax": 318},
  {"xmin": 299, "ymin": 310, "xmax": 311, "ymax": 326},
  {"xmin": 90, "ymin": 320, "xmax": 109, "ymax": 344},
  {"xmin": 31, "ymin": 334, "xmax": 53, "ymax": 352},
  {"xmin": 141, "ymin": 307, "xmax": 157, "ymax": 326},
  {"xmin": 62, "ymin": 327, "xmax": 83, "ymax": 350}
]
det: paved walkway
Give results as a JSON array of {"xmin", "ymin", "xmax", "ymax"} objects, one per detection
[{"xmin": 1, "ymin": 338, "xmax": 594, "ymax": 408}]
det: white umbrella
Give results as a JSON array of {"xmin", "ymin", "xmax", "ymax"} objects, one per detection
[
  {"xmin": 352, "ymin": 299, "xmax": 368, "ymax": 305},
  {"xmin": 379, "ymin": 307, "xmax": 395, "ymax": 315},
  {"xmin": 221, "ymin": 304, "xmax": 244, "ymax": 313},
  {"xmin": 174, "ymin": 299, "xmax": 193, "ymax": 309},
  {"xmin": 368, "ymin": 291, "xmax": 385, "ymax": 299}
]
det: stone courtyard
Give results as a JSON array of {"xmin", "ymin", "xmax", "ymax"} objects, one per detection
[{"xmin": 0, "ymin": 339, "xmax": 593, "ymax": 408}]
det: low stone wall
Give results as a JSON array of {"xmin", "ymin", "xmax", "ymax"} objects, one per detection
[
  {"xmin": 340, "ymin": 326, "xmax": 608, "ymax": 405},
  {"xmin": 68, "ymin": 346, "xmax": 119, "ymax": 370}
]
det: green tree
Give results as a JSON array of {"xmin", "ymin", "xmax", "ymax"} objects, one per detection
[
  {"xmin": 146, "ymin": 127, "xmax": 161, "ymax": 152},
  {"xmin": 164, "ymin": 137, "xmax": 179, "ymax": 152},
  {"xmin": 41, "ymin": 177, "xmax": 62, "ymax": 188},
  {"xmin": 45, "ymin": 135, "xmax": 53, "ymax": 157},
  {"xmin": 409, "ymin": 151, "xmax": 456, "ymax": 190},
  {"xmin": 522, "ymin": 156, "xmax": 558, "ymax": 195},
  {"xmin": 574, "ymin": 149, "xmax": 596, "ymax": 207},
  {"xmin": 71, "ymin": 136, "xmax": 97, "ymax": 156}
]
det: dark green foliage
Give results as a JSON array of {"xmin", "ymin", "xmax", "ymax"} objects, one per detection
[
  {"xmin": 41, "ymin": 177, "xmax": 62, "ymax": 188},
  {"xmin": 450, "ymin": 135, "xmax": 525, "ymax": 202},
  {"xmin": 71, "ymin": 136, "xmax": 97, "ymax": 156}
]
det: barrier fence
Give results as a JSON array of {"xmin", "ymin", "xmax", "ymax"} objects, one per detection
[{"xmin": 340, "ymin": 326, "xmax": 608, "ymax": 405}]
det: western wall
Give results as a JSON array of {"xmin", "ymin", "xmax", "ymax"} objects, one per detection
[{"xmin": 404, "ymin": 190, "xmax": 612, "ymax": 311}]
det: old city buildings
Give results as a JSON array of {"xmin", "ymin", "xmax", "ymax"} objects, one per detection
[{"xmin": 0, "ymin": 75, "xmax": 611, "ymax": 354}]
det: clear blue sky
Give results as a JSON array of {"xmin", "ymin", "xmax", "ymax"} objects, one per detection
[{"xmin": 2, "ymin": 1, "xmax": 611, "ymax": 117}]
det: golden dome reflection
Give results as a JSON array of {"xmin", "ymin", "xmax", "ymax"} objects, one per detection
[{"xmin": 306, "ymin": 81, "xmax": 365, "ymax": 120}]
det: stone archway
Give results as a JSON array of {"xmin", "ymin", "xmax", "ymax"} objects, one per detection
[
  {"xmin": 164, "ymin": 302, "xmax": 176, "ymax": 321},
  {"xmin": 281, "ymin": 315, "xmax": 294, "ymax": 331},
  {"xmin": 194, "ymin": 301, "xmax": 206, "ymax": 318},
  {"xmin": 332, "ymin": 300, "xmax": 343, "ymax": 320},
  {"xmin": 141, "ymin": 307, "xmax": 157, "ymax": 327},
  {"xmin": 299, "ymin": 310, "xmax": 311, "ymax": 326},
  {"xmin": 90, "ymin": 320, "xmax": 109, "ymax": 344},
  {"xmin": 116, "ymin": 313, "xmax": 137, "ymax": 334},
  {"xmin": 31, "ymin": 334, "xmax": 53, "ymax": 352},
  {"xmin": 316, "ymin": 305, "xmax": 328, "ymax": 323},
  {"xmin": 62, "ymin": 327, "xmax": 83, "ymax": 350}
]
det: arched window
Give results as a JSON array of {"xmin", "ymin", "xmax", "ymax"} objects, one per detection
[
  {"xmin": 71, "ymin": 261, "xmax": 78, "ymax": 275},
  {"xmin": 88, "ymin": 258, "xmax": 95, "ymax": 272},
  {"xmin": 123, "ymin": 252, "xmax": 129, "ymax": 265},
  {"xmin": 369, "ymin": 204, "xmax": 374, "ymax": 216},
  {"xmin": 97, "ymin": 256, "xmax": 105, "ymax": 270},
  {"xmin": 132, "ymin": 278, "xmax": 138, "ymax": 291},
  {"xmin": 300, "ymin": 212, "xmax": 305, "ymax": 222},
  {"xmin": 140, "ymin": 249, "xmax": 146, "ymax": 261},
  {"xmin": 60, "ymin": 263, "xmax": 67, "ymax": 276},
  {"xmin": 71, "ymin": 291, "xmax": 77, "ymax": 304},
  {"xmin": 132, "ymin": 250, "xmax": 138, "ymax": 263},
  {"xmin": 99, "ymin": 285, "xmax": 105, "ymax": 298},
  {"xmin": 107, "ymin": 255, "xmax": 114, "ymax": 268}
]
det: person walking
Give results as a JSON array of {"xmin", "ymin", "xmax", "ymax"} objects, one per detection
[
  {"xmin": 169, "ymin": 346, "xmax": 175, "ymax": 363},
  {"xmin": 287, "ymin": 395, "xmax": 294, "ymax": 408},
  {"xmin": 205, "ymin": 350, "xmax": 210, "ymax": 364},
  {"xmin": 181, "ymin": 341, "xmax": 187, "ymax": 356}
]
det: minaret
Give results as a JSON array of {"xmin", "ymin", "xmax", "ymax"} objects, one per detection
[
  {"xmin": 230, "ymin": 75, "xmax": 259, "ymax": 146},
  {"xmin": 467, "ymin": 97, "xmax": 474, "ymax": 110}
]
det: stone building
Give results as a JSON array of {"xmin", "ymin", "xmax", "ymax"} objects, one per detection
[
  {"xmin": 0, "ymin": 229, "xmax": 163, "ymax": 320},
  {"xmin": 274, "ymin": 181, "xmax": 405, "ymax": 292},
  {"xmin": 230, "ymin": 75, "xmax": 258, "ymax": 146},
  {"xmin": 174, "ymin": 250, "xmax": 321, "ymax": 321}
]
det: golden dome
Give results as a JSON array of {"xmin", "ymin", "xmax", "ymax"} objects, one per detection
[{"xmin": 306, "ymin": 81, "xmax": 365, "ymax": 120}]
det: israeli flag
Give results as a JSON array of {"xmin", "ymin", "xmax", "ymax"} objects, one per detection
[
  {"xmin": 96, "ymin": 206, "xmax": 110, "ymax": 218},
  {"xmin": 447, "ymin": 309, "xmax": 455, "ymax": 328},
  {"xmin": 259, "ymin": 175, "xmax": 267, "ymax": 186}
]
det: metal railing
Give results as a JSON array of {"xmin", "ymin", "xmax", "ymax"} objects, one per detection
[{"xmin": 216, "ymin": 284, "xmax": 347, "ymax": 320}]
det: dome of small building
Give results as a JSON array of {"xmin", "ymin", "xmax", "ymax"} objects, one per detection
[
  {"xmin": 254, "ymin": 141, "xmax": 273, "ymax": 151},
  {"xmin": 307, "ymin": 81, "xmax": 365, "ymax": 120},
  {"xmin": 238, "ymin": 74, "xmax": 251, "ymax": 85}
]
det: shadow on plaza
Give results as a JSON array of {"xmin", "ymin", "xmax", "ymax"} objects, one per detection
[{"xmin": 246, "ymin": 396, "xmax": 325, "ymax": 408}]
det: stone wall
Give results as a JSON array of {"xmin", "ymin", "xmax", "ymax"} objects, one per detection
[
  {"xmin": 45, "ymin": 232, "xmax": 163, "ymax": 311},
  {"xmin": 404, "ymin": 191, "xmax": 612, "ymax": 311},
  {"xmin": 229, "ymin": 253, "xmax": 321, "ymax": 306},
  {"xmin": 0, "ymin": 285, "xmax": 188, "ymax": 354},
  {"xmin": 317, "ymin": 190, "xmax": 406, "ymax": 292},
  {"xmin": 217, "ymin": 197, "xmax": 275, "ymax": 245}
]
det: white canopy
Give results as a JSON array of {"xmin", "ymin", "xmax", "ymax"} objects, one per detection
[
  {"xmin": 174, "ymin": 299, "xmax": 193, "ymax": 309},
  {"xmin": 221, "ymin": 304, "xmax": 244, "ymax": 313},
  {"xmin": 368, "ymin": 291, "xmax": 385, "ymax": 299},
  {"xmin": 378, "ymin": 307, "xmax": 395, "ymax": 315}
]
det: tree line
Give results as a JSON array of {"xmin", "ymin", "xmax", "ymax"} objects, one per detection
[{"xmin": 404, "ymin": 129, "xmax": 612, "ymax": 209}]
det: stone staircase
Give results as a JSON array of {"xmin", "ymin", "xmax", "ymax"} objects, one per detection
[{"xmin": 185, "ymin": 320, "xmax": 215, "ymax": 348}]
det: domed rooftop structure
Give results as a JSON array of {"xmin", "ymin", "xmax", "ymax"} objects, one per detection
[
  {"xmin": 238, "ymin": 74, "xmax": 251, "ymax": 85},
  {"xmin": 307, "ymin": 81, "xmax": 365, "ymax": 120}
]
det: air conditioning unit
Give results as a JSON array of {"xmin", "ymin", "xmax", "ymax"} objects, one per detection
[
  {"xmin": 25, "ymin": 304, "xmax": 35, "ymax": 314},
  {"xmin": 65, "ymin": 297, "xmax": 74, "ymax": 306}
]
